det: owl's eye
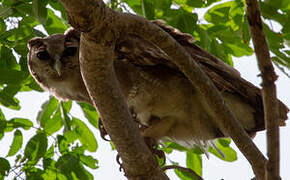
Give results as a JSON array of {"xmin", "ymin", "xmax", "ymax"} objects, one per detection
[
  {"xmin": 63, "ymin": 47, "xmax": 77, "ymax": 57},
  {"xmin": 37, "ymin": 51, "xmax": 50, "ymax": 60}
]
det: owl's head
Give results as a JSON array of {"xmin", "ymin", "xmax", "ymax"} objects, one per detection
[
  {"xmin": 28, "ymin": 28, "xmax": 80, "ymax": 82},
  {"xmin": 27, "ymin": 28, "xmax": 90, "ymax": 102}
]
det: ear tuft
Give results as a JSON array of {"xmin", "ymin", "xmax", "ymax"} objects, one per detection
[
  {"xmin": 27, "ymin": 37, "xmax": 42, "ymax": 50},
  {"xmin": 65, "ymin": 27, "xmax": 80, "ymax": 41}
]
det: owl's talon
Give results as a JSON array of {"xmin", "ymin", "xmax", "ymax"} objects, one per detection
[
  {"xmin": 116, "ymin": 154, "xmax": 124, "ymax": 172},
  {"xmin": 143, "ymin": 137, "xmax": 166, "ymax": 165},
  {"xmin": 98, "ymin": 118, "xmax": 111, "ymax": 141}
]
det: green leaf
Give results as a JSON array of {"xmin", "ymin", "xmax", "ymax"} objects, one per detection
[
  {"xmin": 204, "ymin": 1, "xmax": 233, "ymax": 25},
  {"xmin": 0, "ymin": 109, "xmax": 6, "ymax": 120},
  {"xmin": 60, "ymin": 101, "xmax": 72, "ymax": 131},
  {"xmin": 175, "ymin": 165, "xmax": 200, "ymax": 180},
  {"xmin": 48, "ymin": 0, "xmax": 67, "ymax": 20},
  {"xmin": 228, "ymin": 1, "xmax": 244, "ymax": 31},
  {"xmin": 198, "ymin": 27, "xmax": 211, "ymax": 50},
  {"xmin": 78, "ymin": 102, "xmax": 99, "ymax": 129},
  {"xmin": 80, "ymin": 154, "xmax": 99, "ymax": 169},
  {"xmin": 0, "ymin": 20, "xmax": 7, "ymax": 35},
  {"xmin": 186, "ymin": 151, "xmax": 202, "ymax": 177},
  {"xmin": 154, "ymin": 0, "xmax": 172, "ymax": 11},
  {"xmin": 21, "ymin": 75, "xmax": 43, "ymax": 92},
  {"xmin": 57, "ymin": 135, "xmax": 69, "ymax": 154},
  {"xmin": 25, "ymin": 168, "xmax": 44, "ymax": 180},
  {"xmin": 224, "ymin": 41, "xmax": 253, "ymax": 57},
  {"xmin": 187, "ymin": 0, "xmax": 204, "ymax": 8},
  {"xmin": 32, "ymin": 0, "xmax": 48, "ymax": 24},
  {"xmin": 122, "ymin": 0, "xmax": 143, "ymax": 15},
  {"xmin": 7, "ymin": 129, "xmax": 23, "ymax": 157},
  {"xmin": 166, "ymin": 9, "xmax": 197, "ymax": 34},
  {"xmin": 174, "ymin": 151, "xmax": 202, "ymax": 180},
  {"xmin": 217, "ymin": 138, "xmax": 231, "ymax": 146},
  {"xmin": 56, "ymin": 154, "xmax": 93, "ymax": 180},
  {"xmin": 7, "ymin": 118, "xmax": 33, "ymax": 131},
  {"xmin": 37, "ymin": 97, "xmax": 63, "ymax": 134},
  {"xmin": 0, "ymin": 46, "xmax": 20, "ymax": 70},
  {"xmin": 263, "ymin": 23, "xmax": 284, "ymax": 50},
  {"xmin": 42, "ymin": 163, "xmax": 57, "ymax": 180},
  {"xmin": 43, "ymin": 9, "xmax": 67, "ymax": 34},
  {"xmin": 0, "ymin": 69, "xmax": 27, "ymax": 85},
  {"xmin": 0, "ymin": 120, "xmax": 7, "ymax": 140},
  {"xmin": 64, "ymin": 130, "xmax": 79, "ymax": 144},
  {"xmin": 264, "ymin": 0, "xmax": 283, "ymax": 10},
  {"xmin": 44, "ymin": 111, "xmax": 63, "ymax": 135},
  {"xmin": 260, "ymin": 2, "xmax": 285, "ymax": 23},
  {"xmin": 24, "ymin": 132, "xmax": 48, "ymax": 165},
  {"xmin": 41, "ymin": 168, "xmax": 57, "ymax": 180},
  {"xmin": 0, "ymin": 157, "xmax": 10, "ymax": 176},
  {"xmin": 272, "ymin": 50, "xmax": 290, "ymax": 67},
  {"xmin": 37, "ymin": 97, "xmax": 58, "ymax": 126},
  {"xmin": 165, "ymin": 142, "xmax": 188, "ymax": 152},
  {"xmin": 0, "ymin": 85, "xmax": 21, "ymax": 110},
  {"xmin": 0, "ymin": 6, "xmax": 13, "ymax": 18},
  {"xmin": 72, "ymin": 118, "xmax": 98, "ymax": 152},
  {"xmin": 208, "ymin": 139, "xmax": 237, "ymax": 162},
  {"xmin": 44, "ymin": 145, "xmax": 55, "ymax": 159},
  {"xmin": 72, "ymin": 146, "xmax": 86, "ymax": 155},
  {"xmin": 142, "ymin": 0, "xmax": 155, "ymax": 20},
  {"xmin": 242, "ymin": 15, "xmax": 251, "ymax": 44}
]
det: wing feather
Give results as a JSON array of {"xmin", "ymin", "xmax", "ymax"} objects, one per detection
[{"xmin": 115, "ymin": 19, "xmax": 289, "ymax": 133}]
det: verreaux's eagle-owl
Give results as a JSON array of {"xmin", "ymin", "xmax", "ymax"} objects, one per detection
[{"xmin": 27, "ymin": 20, "xmax": 288, "ymax": 145}]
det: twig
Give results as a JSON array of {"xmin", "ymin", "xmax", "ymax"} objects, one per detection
[
  {"xmin": 246, "ymin": 0, "xmax": 281, "ymax": 179},
  {"xmin": 162, "ymin": 165, "xmax": 203, "ymax": 180}
]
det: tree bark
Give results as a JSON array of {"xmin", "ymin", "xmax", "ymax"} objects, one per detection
[
  {"xmin": 60, "ymin": 0, "xmax": 169, "ymax": 179},
  {"xmin": 59, "ymin": 0, "xmax": 267, "ymax": 179},
  {"xmin": 246, "ymin": 0, "xmax": 280, "ymax": 179}
]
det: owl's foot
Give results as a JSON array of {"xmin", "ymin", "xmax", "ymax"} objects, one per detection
[
  {"xmin": 116, "ymin": 154, "xmax": 124, "ymax": 172},
  {"xmin": 141, "ymin": 116, "xmax": 175, "ymax": 139},
  {"xmin": 98, "ymin": 110, "xmax": 140, "ymax": 142},
  {"xmin": 143, "ymin": 137, "xmax": 166, "ymax": 166}
]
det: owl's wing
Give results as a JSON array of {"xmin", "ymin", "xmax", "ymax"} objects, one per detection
[{"xmin": 115, "ymin": 20, "xmax": 288, "ymax": 133}]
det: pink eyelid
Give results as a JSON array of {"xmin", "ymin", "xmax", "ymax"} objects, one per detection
[
  {"xmin": 38, "ymin": 45, "xmax": 46, "ymax": 51},
  {"xmin": 65, "ymin": 41, "xmax": 74, "ymax": 47}
]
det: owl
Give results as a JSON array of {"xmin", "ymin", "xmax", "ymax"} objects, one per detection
[{"xmin": 27, "ymin": 20, "xmax": 288, "ymax": 146}]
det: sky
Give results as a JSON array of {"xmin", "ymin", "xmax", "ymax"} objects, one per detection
[{"xmin": 0, "ymin": 52, "xmax": 289, "ymax": 180}]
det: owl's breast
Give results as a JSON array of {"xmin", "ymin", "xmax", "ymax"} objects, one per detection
[{"xmin": 47, "ymin": 71, "xmax": 90, "ymax": 103}]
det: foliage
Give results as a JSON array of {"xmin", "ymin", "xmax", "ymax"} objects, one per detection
[{"xmin": 0, "ymin": 0, "xmax": 289, "ymax": 179}]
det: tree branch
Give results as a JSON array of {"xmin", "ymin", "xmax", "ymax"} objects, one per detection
[
  {"xmin": 114, "ymin": 10, "xmax": 267, "ymax": 180},
  {"xmin": 246, "ymin": 0, "xmax": 280, "ymax": 179},
  {"xmin": 59, "ymin": 1, "xmax": 169, "ymax": 179},
  {"xmin": 59, "ymin": 0, "xmax": 267, "ymax": 179}
]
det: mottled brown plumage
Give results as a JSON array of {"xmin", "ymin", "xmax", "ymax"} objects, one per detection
[{"xmin": 27, "ymin": 21, "xmax": 288, "ymax": 145}]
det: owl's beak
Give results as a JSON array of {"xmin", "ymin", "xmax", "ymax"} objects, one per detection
[{"xmin": 53, "ymin": 55, "xmax": 62, "ymax": 76}]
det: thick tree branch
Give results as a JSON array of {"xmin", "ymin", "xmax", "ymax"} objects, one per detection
[
  {"xmin": 246, "ymin": 0, "xmax": 280, "ymax": 179},
  {"xmin": 78, "ymin": 35, "xmax": 168, "ymax": 179},
  {"xmin": 60, "ymin": 0, "xmax": 169, "ymax": 179},
  {"xmin": 59, "ymin": 0, "xmax": 267, "ymax": 179}
]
